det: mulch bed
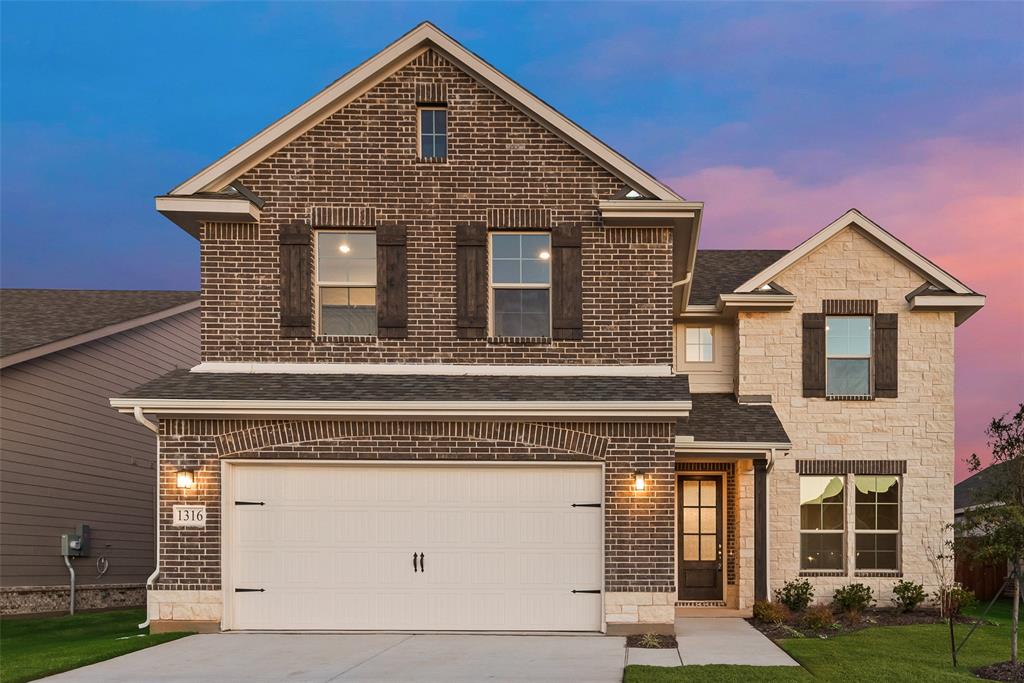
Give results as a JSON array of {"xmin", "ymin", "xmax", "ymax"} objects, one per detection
[
  {"xmin": 975, "ymin": 661, "xmax": 1024, "ymax": 682},
  {"xmin": 749, "ymin": 608, "xmax": 971, "ymax": 641},
  {"xmin": 626, "ymin": 634, "xmax": 678, "ymax": 649}
]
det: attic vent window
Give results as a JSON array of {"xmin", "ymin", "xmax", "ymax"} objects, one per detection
[
  {"xmin": 418, "ymin": 107, "xmax": 447, "ymax": 160},
  {"xmin": 624, "ymin": 189, "xmax": 643, "ymax": 199},
  {"xmin": 758, "ymin": 284, "xmax": 774, "ymax": 291}
]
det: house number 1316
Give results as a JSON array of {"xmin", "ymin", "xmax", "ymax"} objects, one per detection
[{"xmin": 172, "ymin": 505, "xmax": 206, "ymax": 527}]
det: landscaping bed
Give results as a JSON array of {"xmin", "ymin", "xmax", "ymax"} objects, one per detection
[
  {"xmin": 749, "ymin": 607, "xmax": 959, "ymax": 640},
  {"xmin": 976, "ymin": 661, "xmax": 1024, "ymax": 682},
  {"xmin": 627, "ymin": 633, "xmax": 679, "ymax": 648}
]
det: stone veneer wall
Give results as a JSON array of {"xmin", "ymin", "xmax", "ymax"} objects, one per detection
[
  {"xmin": 151, "ymin": 418, "xmax": 677, "ymax": 631},
  {"xmin": 1, "ymin": 583, "xmax": 145, "ymax": 616},
  {"xmin": 737, "ymin": 227, "xmax": 955, "ymax": 603}
]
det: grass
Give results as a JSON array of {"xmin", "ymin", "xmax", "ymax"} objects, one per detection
[
  {"xmin": 0, "ymin": 609, "xmax": 191, "ymax": 683},
  {"xmin": 624, "ymin": 600, "xmax": 1018, "ymax": 683}
]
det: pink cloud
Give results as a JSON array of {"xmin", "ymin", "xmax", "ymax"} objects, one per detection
[{"xmin": 666, "ymin": 136, "xmax": 1024, "ymax": 481}]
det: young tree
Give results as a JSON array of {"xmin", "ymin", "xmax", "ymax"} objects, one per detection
[{"xmin": 957, "ymin": 404, "xmax": 1024, "ymax": 665}]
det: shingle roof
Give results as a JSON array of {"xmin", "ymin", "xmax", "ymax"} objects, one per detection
[
  {"xmin": 954, "ymin": 462, "xmax": 1009, "ymax": 510},
  {"xmin": 1, "ymin": 289, "xmax": 199, "ymax": 358},
  {"xmin": 676, "ymin": 393, "xmax": 790, "ymax": 443},
  {"xmin": 689, "ymin": 250, "xmax": 790, "ymax": 306},
  {"xmin": 121, "ymin": 369, "xmax": 692, "ymax": 403}
]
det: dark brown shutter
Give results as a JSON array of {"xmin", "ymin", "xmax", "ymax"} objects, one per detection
[
  {"xmin": 278, "ymin": 223, "xmax": 312, "ymax": 338},
  {"xmin": 551, "ymin": 224, "xmax": 583, "ymax": 340},
  {"xmin": 802, "ymin": 313, "xmax": 826, "ymax": 397},
  {"xmin": 455, "ymin": 223, "xmax": 487, "ymax": 339},
  {"xmin": 874, "ymin": 313, "xmax": 899, "ymax": 398},
  {"xmin": 376, "ymin": 224, "xmax": 408, "ymax": 339}
]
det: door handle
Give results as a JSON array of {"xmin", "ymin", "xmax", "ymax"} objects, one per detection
[
  {"xmin": 419, "ymin": 552, "xmax": 425, "ymax": 573},
  {"xmin": 413, "ymin": 552, "xmax": 419, "ymax": 572}
]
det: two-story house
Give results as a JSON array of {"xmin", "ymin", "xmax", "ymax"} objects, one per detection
[{"xmin": 111, "ymin": 23, "xmax": 985, "ymax": 635}]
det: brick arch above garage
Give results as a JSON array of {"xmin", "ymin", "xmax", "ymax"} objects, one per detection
[{"xmin": 211, "ymin": 420, "xmax": 611, "ymax": 459}]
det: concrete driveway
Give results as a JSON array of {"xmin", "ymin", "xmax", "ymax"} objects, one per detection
[{"xmin": 40, "ymin": 632, "xmax": 628, "ymax": 683}]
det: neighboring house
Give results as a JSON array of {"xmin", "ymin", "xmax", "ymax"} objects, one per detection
[
  {"xmin": 953, "ymin": 464, "xmax": 1010, "ymax": 600},
  {"xmin": 0, "ymin": 289, "xmax": 199, "ymax": 614},
  {"xmin": 110, "ymin": 23, "xmax": 985, "ymax": 635}
]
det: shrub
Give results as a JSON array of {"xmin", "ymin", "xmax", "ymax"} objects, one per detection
[
  {"xmin": 891, "ymin": 579, "xmax": 927, "ymax": 612},
  {"xmin": 638, "ymin": 633, "xmax": 662, "ymax": 648},
  {"xmin": 801, "ymin": 604, "xmax": 836, "ymax": 630},
  {"xmin": 832, "ymin": 583, "xmax": 875, "ymax": 614},
  {"xmin": 935, "ymin": 584, "xmax": 977, "ymax": 616},
  {"xmin": 774, "ymin": 579, "xmax": 814, "ymax": 612},
  {"xmin": 753, "ymin": 600, "xmax": 790, "ymax": 624}
]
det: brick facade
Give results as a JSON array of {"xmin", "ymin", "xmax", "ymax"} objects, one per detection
[
  {"xmin": 199, "ymin": 49, "xmax": 673, "ymax": 365},
  {"xmin": 155, "ymin": 418, "xmax": 676, "ymax": 599}
]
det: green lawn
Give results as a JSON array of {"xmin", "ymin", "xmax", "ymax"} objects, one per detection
[
  {"xmin": 0, "ymin": 609, "xmax": 191, "ymax": 683},
  {"xmin": 624, "ymin": 601, "xmax": 1018, "ymax": 682}
]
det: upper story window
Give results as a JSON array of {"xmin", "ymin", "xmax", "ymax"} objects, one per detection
[
  {"xmin": 316, "ymin": 231, "xmax": 377, "ymax": 336},
  {"xmin": 490, "ymin": 232, "xmax": 551, "ymax": 337},
  {"xmin": 685, "ymin": 327, "xmax": 713, "ymax": 362},
  {"xmin": 418, "ymin": 107, "xmax": 447, "ymax": 159},
  {"xmin": 826, "ymin": 316, "xmax": 871, "ymax": 397},
  {"xmin": 855, "ymin": 475, "xmax": 900, "ymax": 570},
  {"xmin": 800, "ymin": 475, "xmax": 845, "ymax": 571}
]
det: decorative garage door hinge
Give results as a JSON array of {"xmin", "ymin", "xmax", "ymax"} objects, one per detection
[
  {"xmin": 571, "ymin": 589, "xmax": 602, "ymax": 594},
  {"xmin": 234, "ymin": 588, "xmax": 265, "ymax": 593},
  {"xmin": 234, "ymin": 501, "xmax": 265, "ymax": 506},
  {"xmin": 570, "ymin": 503, "xmax": 601, "ymax": 508}
]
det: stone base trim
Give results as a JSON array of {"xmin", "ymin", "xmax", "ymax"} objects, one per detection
[
  {"xmin": 150, "ymin": 620, "xmax": 220, "ymax": 634},
  {"xmin": 607, "ymin": 622, "xmax": 675, "ymax": 636},
  {"xmin": 148, "ymin": 589, "xmax": 223, "ymax": 623},
  {"xmin": 605, "ymin": 591, "xmax": 675, "ymax": 627},
  {"xmin": 1, "ymin": 583, "xmax": 145, "ymax": 616}
]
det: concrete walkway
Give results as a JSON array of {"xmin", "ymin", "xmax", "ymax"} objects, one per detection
[
  {"xmin": 675, "ymin": 618, "xmax": 800, "ymax": 666},
  {"xmin": 40, "ymin": 632, "xmax": 628, "ymax": 683}
]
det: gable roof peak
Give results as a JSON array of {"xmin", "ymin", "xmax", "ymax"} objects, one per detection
[{"xmin": 163, "ymin": 22, "xmax": 681, "ymax": 203}]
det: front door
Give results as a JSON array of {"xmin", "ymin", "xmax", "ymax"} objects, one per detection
[{"xmin": 678, "ymin": 476, "xmax": 723, "ymax": 601}]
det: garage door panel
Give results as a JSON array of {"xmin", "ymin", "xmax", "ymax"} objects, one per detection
[{"xmin": 228, "ymin": 464, "xmax": 602, "ymax": 631}]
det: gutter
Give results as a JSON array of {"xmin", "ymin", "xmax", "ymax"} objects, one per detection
[
  {"xmin": 111, "ymin": 398, "xmax": 693, "ymax": 418},
  {"xmin": 133, "ymin": 407, "xmax": 160, "ymax": 630}
]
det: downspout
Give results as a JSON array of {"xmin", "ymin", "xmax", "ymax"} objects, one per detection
[{"xmin": 134, "ymin": 406, "xmax": 160, "ymax": 630}]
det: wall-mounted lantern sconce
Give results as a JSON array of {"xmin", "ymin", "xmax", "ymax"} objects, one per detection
[
  {"xmin": 634, "ymin": 471, "xmax": 646, "ymax": 492},
  {"xmin": 176, "ymin": 470, "xmax": 195, "ymax": 489}
]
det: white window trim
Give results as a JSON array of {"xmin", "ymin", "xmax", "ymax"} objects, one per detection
[
  {"xmin": 488, "ymin": 231, "xmax": 552, "ymax": 338},
  {"xmin": 799, "ymin": 474, "xmax": 847, "ymax": 573},
  {"xmin": 853, "ymin": 475, "xmax": 902, "ymax": 572},
  {"xmin": 684, "ymin": 326, "xmax": 714, "ymax": 363},
  {"xmin": 825, "ymin": 315, "xmax": 873, "ymax": 398},
  {"xmin": 417, "ymin": 106, "xmax": 448, "ymax": 160},
  {"xmin": 314, "ymin": 229, "xmax": 378, "ymax": 336}
]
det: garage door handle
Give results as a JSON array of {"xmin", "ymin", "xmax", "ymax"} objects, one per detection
[
  {"xmin": 235, "ymin": 588, "xmax": 265, "ymax": 593},
  {"xmin": 413, "ymin": 552, "xmax": 419, "ymax": 572},
  {"xmin": 419, "ymin": 552, "xmax": 425, "ymax": 573},
  {"xmin": 571, "ymin": 589, "xmax": 601, "ymax": 594},
  {"xmin": 571, "ymin": 503, "xmax": 601, "ymax": 508}
]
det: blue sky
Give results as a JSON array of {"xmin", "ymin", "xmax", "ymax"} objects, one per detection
[{"xmin": 2, "ymin": 2, "xmax": 1022, "ymax": 476}]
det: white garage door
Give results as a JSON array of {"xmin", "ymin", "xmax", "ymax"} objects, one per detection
[{"xmin": 225, "ymin": 463, "xmax": 603, "ymax": 631}]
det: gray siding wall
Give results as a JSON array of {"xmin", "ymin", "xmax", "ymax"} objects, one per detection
[{"xmin": 0, "ymin": 308, "xmax": 199, "ymax": 587}]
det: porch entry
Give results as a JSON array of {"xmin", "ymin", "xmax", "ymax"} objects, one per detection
[{"xmin": 678, "ymin": 475, "xmax": 723, "ymax": 601}]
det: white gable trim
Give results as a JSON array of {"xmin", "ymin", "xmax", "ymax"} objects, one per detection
[
  {"xmin": 735, "ymin": 209, "xmax": 974, "ymax": 295},
  {"xmin": 168, "ymin": 22, "xmax": 681, "ymax": 202}
]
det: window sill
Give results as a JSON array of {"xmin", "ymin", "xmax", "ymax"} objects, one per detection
[
  {"xmin": 415, "ymin": 156, "xmax": 448, "ymax": 164},
  {"xmin": 854, "ymin": 570, "xmax": 902, "ymax": 578},
  {"xmin": 486, "ymin": 336, "xmax": 552, "ymax": 345},
  {"xmin": 826, "ymin": 395, "xmax": 875, "ymax": 401},
  {"xmin": 313, "ymin": 335, "xmax": 378, "ymax": 343},
  {"xmin": 798, "ymin": 570, "xmax": 846, "ymax": 577}
]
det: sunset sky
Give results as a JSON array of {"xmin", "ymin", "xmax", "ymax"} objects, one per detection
[{"xmin": 2, "ymin": 3, "xmax": 1021, "ymax": 480}]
